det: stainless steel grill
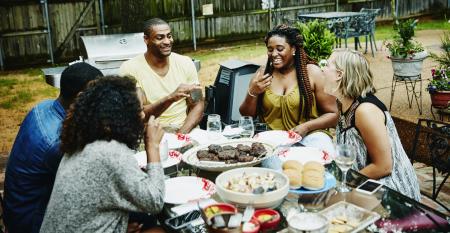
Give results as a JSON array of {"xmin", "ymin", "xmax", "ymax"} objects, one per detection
[
  {"xmin": 42, "ymin": 33, "xmax": 200, "ymax": 88},
  {"xmin": 80, "ymin": 33, "xmax": 146, "ymax": 76}
]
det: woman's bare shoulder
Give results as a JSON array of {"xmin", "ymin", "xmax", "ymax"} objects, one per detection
[{"xmin": 306, "ymin": 63, "xmax": 323, "ymax": 89}]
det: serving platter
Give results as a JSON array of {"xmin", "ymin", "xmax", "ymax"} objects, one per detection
[{"xmin": 181, "ymin": 138, "xmax": 274, "ymax": 172}]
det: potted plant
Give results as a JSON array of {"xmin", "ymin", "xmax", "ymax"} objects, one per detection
[
  {"xmin": 427, "ymin": 32, "xmax": 450, "ymax": 108},
  {"xmin": 294, "ymin": 20, "xmax": 334, "ymax": 62},
  {"xmin": 384, "ymin": 18, "xmax": 428, "ymax": 77}
]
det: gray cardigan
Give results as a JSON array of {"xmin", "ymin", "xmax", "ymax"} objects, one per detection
[{"xmin": 40, "ymin": 140, "xmax": 165, "ymax": 233}]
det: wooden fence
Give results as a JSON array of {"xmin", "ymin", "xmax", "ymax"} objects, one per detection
[{"xmin": 0, "ymin": 0, "xmax": 448, "ymax": 68}]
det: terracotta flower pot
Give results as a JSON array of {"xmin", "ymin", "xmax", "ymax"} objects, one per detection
[{"xmin": 430, "ymin": 91, "xmax": 450, "ymax": 108}]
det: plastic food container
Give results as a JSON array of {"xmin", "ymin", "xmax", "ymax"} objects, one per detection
[{"xmin": 319, "ymin": 201, "xmax": 381, "ymax": 233}]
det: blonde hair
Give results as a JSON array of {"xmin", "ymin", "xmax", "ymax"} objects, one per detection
[{"xmin": 333, "ymin": 49, "xmax": 375, "ymax": 99}]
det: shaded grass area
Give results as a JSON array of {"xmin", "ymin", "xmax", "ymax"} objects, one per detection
[
  {"xmin": 0, "ymin": 74, "xmax": 56, "ymax": 110},
  {"xmin": 184, "ymin": 40, "xmax": 266, "ymax": 63}
]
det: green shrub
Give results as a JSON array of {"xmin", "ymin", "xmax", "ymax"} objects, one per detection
[
  {"xmin": 293, "ymin": 20, "xmax": 334, "ymax": 62},
  {"xmin": 429, "ymin": 32, "xmax": 450, "ymax": 69}
]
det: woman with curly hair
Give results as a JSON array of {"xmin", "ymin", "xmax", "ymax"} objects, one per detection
[
  {"xmin": 40, "ymin": 76, "xmax": 166, "ymax": 233},
  {"xmin": 240, "ymin": 24, "xmax": 338, "ymax": 154}
]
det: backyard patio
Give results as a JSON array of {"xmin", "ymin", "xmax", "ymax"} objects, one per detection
[
  {"xmin": 0, "ymin": 0, "xmax": 449, "ymax": 230},
  {"xmin": 0, "ymin": 28, "xmax": 448, "ymax": 216}
]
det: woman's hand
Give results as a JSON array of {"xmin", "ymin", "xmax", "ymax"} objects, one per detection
[
  {"xmin": 248, "ymin": 69, "xmax": 272, "ymax": 96},
  {"xmin": 144, "ymin": 115, "xmax": 164, "ymax": 152},
  {"xmin": 292, "ymin": 124, "xmax": 310, "ymax": 137}
]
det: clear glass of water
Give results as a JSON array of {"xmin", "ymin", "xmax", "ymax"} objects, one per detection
[
  {"xmin": 239, "ymin": 116, "xmax": 254, "ymax": 138},
  {"xmin": 335, "ymin": 144, "xmax": 356, "ymax": 193},
  {"xmin": 207, "ymin": 114, "xmax": 222, "ymax": 140}
]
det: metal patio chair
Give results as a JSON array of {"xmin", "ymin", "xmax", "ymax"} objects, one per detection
[{"xmin": 411, "ymin": 119, "xmax": 450, "ymax": 212}]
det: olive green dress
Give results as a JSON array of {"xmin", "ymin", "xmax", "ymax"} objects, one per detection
[{"xmin": 261, "ymin": 86, "xmax": 322, "ymax": 132}]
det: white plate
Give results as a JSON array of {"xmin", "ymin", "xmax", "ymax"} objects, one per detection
[
  {"xmin": 181, "ymin": 138, "xmax": 274, "ymax": 172},
  {"xmin": 163, "ymin": 133, "xmax": 192, "ymax": 149},
  {"xmin": 187, "ymin": 128, "xmax": 228, "ymax": 146},
  {"xmin": 164, "ymin": 176, "xmax": 216, "ymax": 204},
  {"xmin": 253, "ymin": 130, "xmax": 301, "ymax": 147},
  {"xmin": 277, "ymin": 146, "xmax": 333, "ymax": 165},
  {"xmin": 133, "ymin": 150, "xmax": 181, "ymax": 169}
]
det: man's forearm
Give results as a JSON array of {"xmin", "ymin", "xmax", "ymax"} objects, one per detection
[
  {"xmin": 179, "ymin": 100, "xmax": 204, "ymax": 134},
  {"xmin": 143, "ymin": 95, "xmax": 174, "ymax": 121}
]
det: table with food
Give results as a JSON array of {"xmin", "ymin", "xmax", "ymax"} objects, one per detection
[{"xmin": 133, "ymin": 128, "xmax": 450, "ymax": 233}]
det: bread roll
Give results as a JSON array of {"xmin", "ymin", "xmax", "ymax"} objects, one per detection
[
  {"xmin": 282, "ymin": 160, "xmax": 303, "ymax": 173},
  {"xmin": 303, "ymin": 161, "xmax": 325, "ymax": 173},
  {"xmin": 283, "ymin": 168, "xmax": 302, "ymax": 189},
  {"xmin": 302, "ymin": 170, "xmax": 324, "ymax": 190}
]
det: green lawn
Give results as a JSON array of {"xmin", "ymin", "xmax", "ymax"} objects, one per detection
[{"xmin": 375, "ymin": 19, "xmax": 450, "ymax": 41}]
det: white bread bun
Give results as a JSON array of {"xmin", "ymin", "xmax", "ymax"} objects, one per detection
[
  {"xmin": 302, "ymin": 170, "xmax": 325, "ymax": 190},
  {"xmin": 282, "ymin": 160, "xmax": 303, "ymax": 173},
  {"xmin": 303, "ymin": 161, "xmax": 325, "ymax": 173},
  {"xmin": 283, "ymin": 168, "xmax": 303, "ymax": 189}
]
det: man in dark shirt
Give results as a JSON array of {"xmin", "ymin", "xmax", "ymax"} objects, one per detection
[{"xmin": 3, "ymin": 63, "xmax": 103, "ymax": 233}]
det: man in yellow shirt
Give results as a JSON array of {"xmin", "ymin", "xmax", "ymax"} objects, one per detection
[{"xmin": 120, "ymin": 18, "xmax": 204, "ymax": 134}]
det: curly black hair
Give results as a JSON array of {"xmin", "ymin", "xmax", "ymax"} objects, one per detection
[
  {"xmin": 257, "ymin": 24, "xmax": 316, "ymax": 121},
  {"xmin": 61, "ymin": 76, "xmax": 144, "ymax": 155}
]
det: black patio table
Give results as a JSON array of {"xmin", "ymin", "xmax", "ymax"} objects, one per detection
[
  {"xmin": 159, "ymin": 145, "xmax": 450, "ymax": 233},
  {"xmin": 298, "ymin": 12, "xmax": 367, "ymax": 50}
]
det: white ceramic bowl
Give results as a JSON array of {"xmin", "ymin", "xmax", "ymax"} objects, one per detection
[{"xmin": 215, "ymin": 167, "xmax": 289, "ymax": 209}]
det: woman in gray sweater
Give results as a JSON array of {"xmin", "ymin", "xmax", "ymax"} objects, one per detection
[{"xmin": 40, "ymin": 76, "xmax": 166, "ymax": 233}]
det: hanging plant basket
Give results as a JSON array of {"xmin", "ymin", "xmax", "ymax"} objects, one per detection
[
  {"xmin": 430, "ymin": 91, "xmax": 450, "ymax": 108},
  {"xmin": 390, "ymin": 51, "xmax": 428, "ymax": 78}
]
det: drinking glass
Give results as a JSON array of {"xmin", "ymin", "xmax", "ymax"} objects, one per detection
[
  {"xmin": 239, "ymin": 116, "xmax": 254, "ymax": 138},
  {"xmin": 335, "ymin": 144, "xmax": 356, "ymax": 193},
  {"xmin": 207, "ymin": 114, "xmax": 222, "ymax": 140},
  {"xmin": 254, "ymin": 122, "xmax": 268, "ymax": 134}
]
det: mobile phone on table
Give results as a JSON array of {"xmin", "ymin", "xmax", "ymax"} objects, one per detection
[
  {"xmin": 355, "ymin": 179, "xmax": 383, "ymax": 195},
  {"xmin": 165, "ymin": 209, "xmax": 202, "ymax": 230}
]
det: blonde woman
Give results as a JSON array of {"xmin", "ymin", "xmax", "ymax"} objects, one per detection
[{"xmin": 322, "ymin": 49, "xmax": 420, "ymax": 201}]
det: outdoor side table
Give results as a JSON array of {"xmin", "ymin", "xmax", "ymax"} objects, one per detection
[{"xmin": 389, "ymin": 74, "xmax": 423, "ymax": 115}]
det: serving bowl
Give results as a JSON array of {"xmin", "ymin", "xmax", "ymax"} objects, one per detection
[
  {"xmin": 203, "ymin": 203, "xmax": 238, "ymax": 219},
  {"xmin": 215, "ymin": 167, "xmax": 289, "ymax": 209}
]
